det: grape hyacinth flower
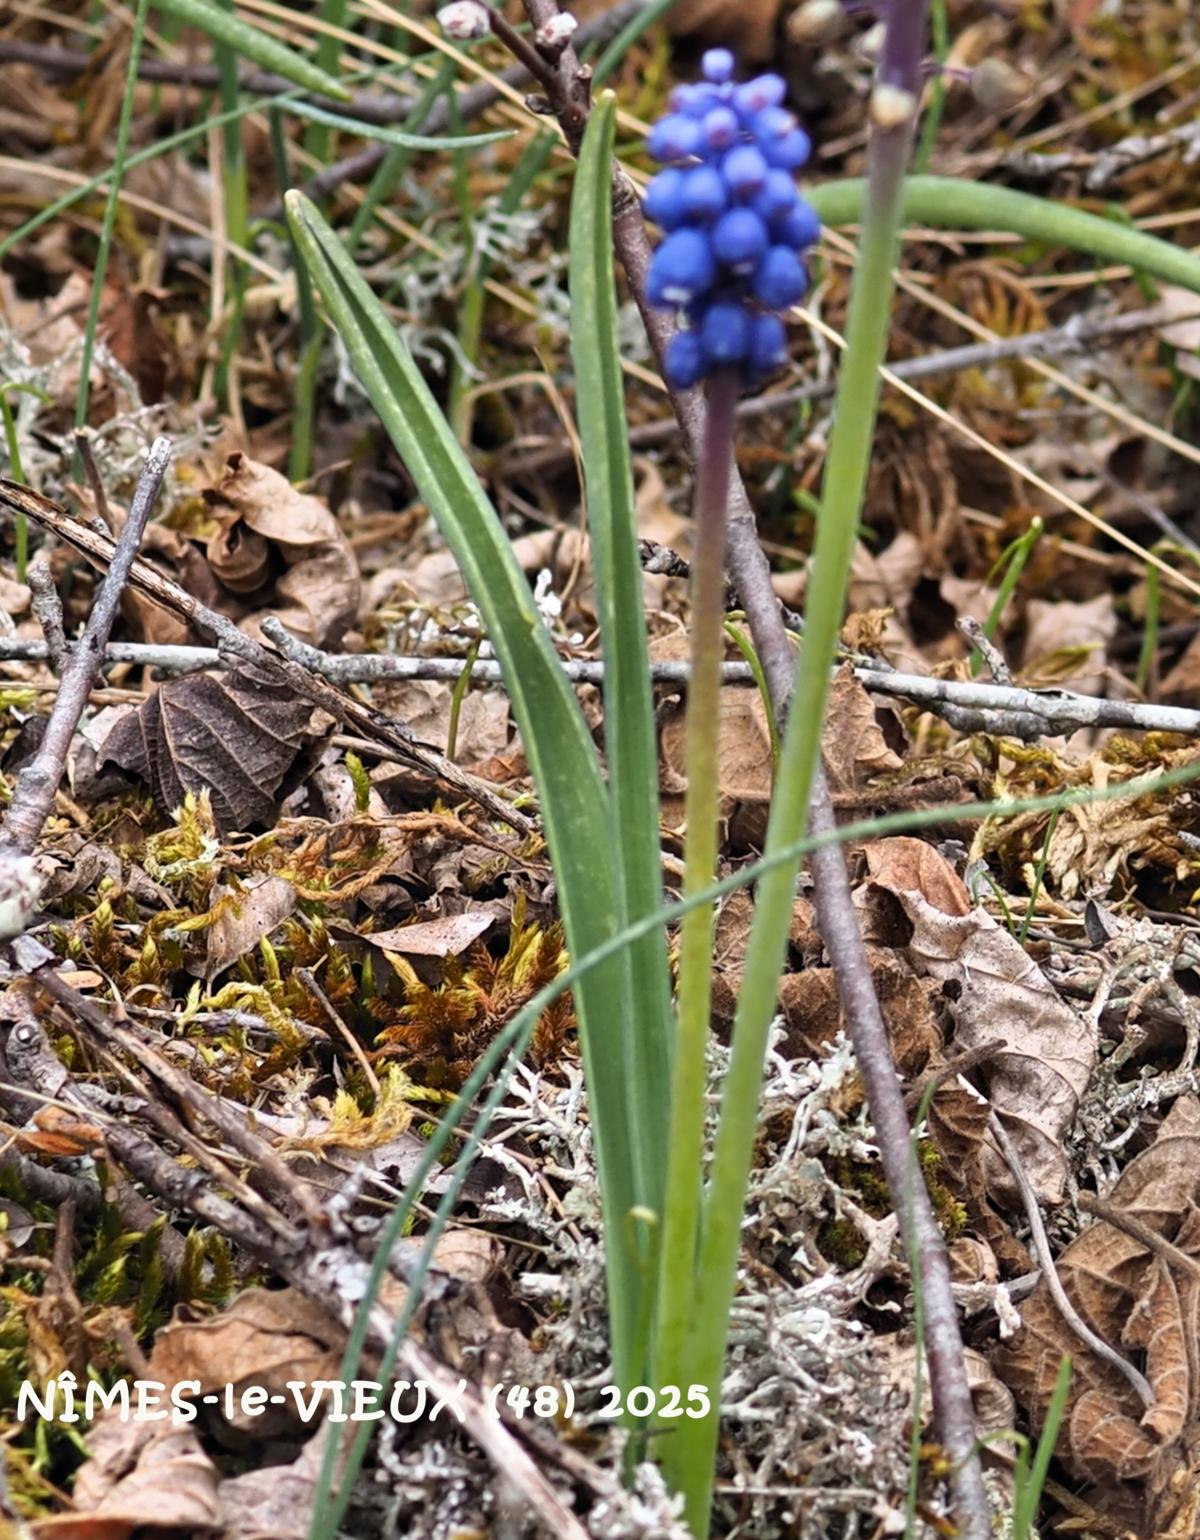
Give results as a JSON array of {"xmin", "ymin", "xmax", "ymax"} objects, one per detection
[{"xmin": 643, "ymin": 49, "xmax": 821, "ymax": 389}]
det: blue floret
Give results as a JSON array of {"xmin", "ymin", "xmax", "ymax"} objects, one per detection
[
  {"xmin": 711, "ymin": 208, "xmax": 768, "ymax": 273},
  {"xmin": 644, "ymin": 57, "xmax": 820, "ymax": 387},
  {"xmin": 647, "ymin": 228, "xmax": 717, "ymax": 307},
  {"xmin": 753, "ymin": 247, "xmax": 808, "ymax": 310},
  {"xmin": 680, "ymin": 165, "xmax": 728, "ymax": 222}
]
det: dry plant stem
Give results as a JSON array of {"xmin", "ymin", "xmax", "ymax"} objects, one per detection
[
  {"xmin": 0, "ymin": 437, "xmax": 171, "ymax": 854},
  {"xmin": 658, "ymin": 369, "xmax": 739, "ymax": 1389},
  {"xmin": 9, "ymin": 632, "xmax": 1200, "ymax": 738},
  {"xmin": 25, "ymin": 554, "xmax": 67, "ymax": 675},
  {"xmin": 990, "ymin": 1115, "xmax": 1154, "ymax": 1407}
]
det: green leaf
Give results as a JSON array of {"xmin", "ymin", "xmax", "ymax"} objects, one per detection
[
  {"xmin": 810, "ymin": 176, "xmax": 1200, "ymax": 292},
  {"xmin": 284, "ymin": 98, "xmax": 512, "ymax": 151},
  {"xmin": 153, "ymin": 0, "xmax": 351, "ymax": 100},
  {"xmin": 284, "ymin": 189, "xmax": 648, "ymax": 1390},
  {"xmin": 568, "ymin": 94, "xmax": 674, "ymax": 1362}
]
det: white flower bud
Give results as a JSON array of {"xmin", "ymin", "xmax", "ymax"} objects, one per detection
[
  {"xmin": 870, "ymin": 82, "xmax": 918, "ymax": 131},
  {"xmin": 536, "ymin": 13, "xmax": 578, "ymax": 50},
  {"xmin": 786, "ymin": 0, "xmax": 847, "ymax": 46},
  {"xmin": 437, "ymin": 1, "xmax": 490, "ymax": 41}
]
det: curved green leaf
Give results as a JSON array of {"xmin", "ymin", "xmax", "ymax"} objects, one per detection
[
  {"xmin": 810, "ymin": 175, "xmax": 1200, "ymax": 292},
  {"xmin": 154, "ymin": 0, "xmax": 351, "ymax": 100},
  {"xmin": 569, "ymin": 96, "xmax": 673, "ymax": 1366},
  {"xmin": 284, "ymin": 98, "xmax": 512, "ymax": 151},
  {"xmin": 284, "ymin": 189, "xmax": 646, "ymax": 1390}
]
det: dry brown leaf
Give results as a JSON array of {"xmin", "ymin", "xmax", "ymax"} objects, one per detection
[
  {"xmin": 31, "ymin": 1423, "xmax": 220, "ymax": 1540},
  {"xmin": 863, "ymin": 837, "xmax": 971, "ymax": 917},
  {"xmin": 200, "ymin": 874, "xmax": 296, "ymax": 981},
  {"xmin": 660, "ymin": 688, "xmax": 774, "ymax": 804},
  {"xmin": 995, "ymin": 1096, "xmax": 1200, "ymax": 1521},
  {"xmin": 822, "ymin": 666, "xmax": 904, "ymax": 794},
  {"xmin": 100, "ymin": 660, "xmax": 315, "ymax": 833},
  {"xmin": 215, "ymin": 1424, "xmax": 350, "ymax": 1540},
  {"xmin": 149, "ymin": 1288, "xmax": 345, "ymax": 1435},
  {"xmin": 203, "ymin": 452, "xmax": 360, "ymax": 648},
  {"xmin": 371, "ymin": 911, "xmax": 494, "ymax": 960},
  {"xmin": 1021, "ymin": 592, "xmax": 1117, "ymax": 695},
  {"xmin": 861, "ymin": 880, "xmax": 1095, "ymax": 1205}
]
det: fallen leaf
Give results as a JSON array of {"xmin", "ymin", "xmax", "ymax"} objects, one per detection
[
  {"xmin": 100, "ymin": 661, "xmax": 315, "ymax": 833},
  {"xmin": 203, "ymin": 453, "xmax": 361, "ymax": 648},
  {"xmin": 31, "ymin": 1423, "xmax": 220, "ymax": 1539},
  {"xmin": 822, "ymin": 666, "xmax": 904, "ymax": 794},
  {"xmin": 371, "ymin": 911, "xmax": 494, "ymax": 960},
  {"xmin": 995, "ymin": 1096, "xmax": 1200, "ymax": 1523},
  {"xmin": 200, "ymin": 875, "xmax": 297, "ymax": 981},
  {"xmin": 149, "ymin": 1288, "xmax": 344, "ymax": 1435},
  {"xmin": 861, "ymin": 880, "xmax": 1095, "ymax": 1205}
]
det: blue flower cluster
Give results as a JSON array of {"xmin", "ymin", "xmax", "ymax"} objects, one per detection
[{"xmin": 644, "ymin": 49, "xmax": 820, "ymax": 389}]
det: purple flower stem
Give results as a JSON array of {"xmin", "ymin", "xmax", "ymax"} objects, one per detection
[{"xmin": 655, "ymin": 365, "xmax": 740, "ymax": 1393}]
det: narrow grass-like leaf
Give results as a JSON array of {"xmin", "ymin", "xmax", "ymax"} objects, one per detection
[
  {"xmin": 810, "ymin": 177, "xmax": 1200, "ymax": 292},
  {"xmin": 153, "ymin": 0, "xmax": 351, "ymax": 99},
  {"xmin": 284, "ymin": 98, "xmax": 511, "ymax": 151},
  {"xmin": 75, "ymin": 0, "xmax": 151, "ymax": 430},
  {"xmin": 284, "ymin": 190, "xmax": 648, "ymax": 1390},
  {"xmin": 569, "ymin": 96, "xmax": 673, "ymax": 1371}
]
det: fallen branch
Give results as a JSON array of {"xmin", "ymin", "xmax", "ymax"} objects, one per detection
[{"xmin": 5, "ymin": 632, "xmax": 1188, "ymax": 741}]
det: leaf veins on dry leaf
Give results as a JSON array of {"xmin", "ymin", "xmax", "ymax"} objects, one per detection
[{"xmin": 100, "ymin": 660, "xmax": 316, "ymax": 833}]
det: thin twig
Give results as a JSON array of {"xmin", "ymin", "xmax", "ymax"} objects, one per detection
[
  {"xmin": 25, "ymin": 554, "xmax": 67, "ymax": 675},
  {"xmin": 989, "ymin": 1114, "xmax": 1155, "ymax": 1408},
  {"xmin": 0, "ymin": 437, "xmax": 171, "ymax": 854}
]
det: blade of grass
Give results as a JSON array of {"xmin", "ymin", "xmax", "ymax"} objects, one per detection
[
  {"xmin": 285, "ymin": 190, "xmax": 651, "ymax": 1393},
  {"xmin": 152, "ymin": 0, "xmax": 351, "ymax": 98},
  {"xmin": 303, "ymin": 0, "xmax": 349, "ymax": 166},
  {"xmin": 285, "ymin": 97, "xmax": 511, "ymax": 151},
  {"xmin": 970, "ymin": 515, "xmax": 1042, "ymax": 676},
  {"xmin": 1011, "ymin": 1356, "xmax": 1071, "ymax": 1540},
  {"xmin": 0, "ymin": 384, "xmax": 51, "ymax": 581},
  {"xmin": 75, "ymin": 0, "xmax": 151, "ymax": 433},
  {"xmin": 569, "ymin": 96, "xmax": 674, "ymax": 1384},
  {"xmin": 450, "ymin": 126, "xmax": 555, "ymax": 442},
  {"xmin": 591, "ymin": 0, "xmax": 686, "ymax": 86},
  {"xmin": 347, "ymin": 57, "xmax": 458, "ymax": 252},
  {"xmin": 211, "ymin": 0, "xmax": 250, "ymax": 407},
  {"xmin": 1137, "ymin": 560, "xmax": 1161, "ymax": 695}
]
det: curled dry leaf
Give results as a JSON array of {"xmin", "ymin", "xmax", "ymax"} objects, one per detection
[
  {"xmin": 994, "ymin": 1096, "xmax": 1200, "ymax": 1522},
  {"xmin": 821, "ymin": 666, "xmax": 904, "ymax": 795},
  {"xmin": 100, "ymin": 661, "xmax": 316, "ymax": 833},
  {"xmin": 203, "ymin": 452, "xmax": 361, "ymax": 648},
  {"xmin": 199, "ymin": 874, "xmax": 297, "ymax": 981},
  {"xmin": 370, "ymin": 911, "xmax": 494, "ymax": 960},
  {"xmin": 861, "ymin": 838, "xmax": 1095, "ymax": 1205},
  {"xmin": 149, "ymin": 1288, "xmax": 345, "ymax": 1436},
  {"xmin": 30, "ymin": 1423, "xmax": 221, "ymax": 1540}
]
